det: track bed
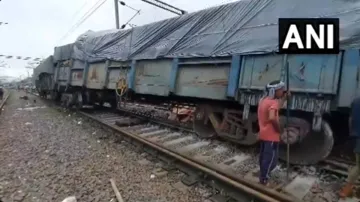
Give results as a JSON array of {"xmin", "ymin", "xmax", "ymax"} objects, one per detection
[
  {"xmin": 81, "ymin": 109, "xmax": 360, "ymax": 202},
  {"xmin": 0, "ymin": 91, "xmax": 213, "ymax": 202}
]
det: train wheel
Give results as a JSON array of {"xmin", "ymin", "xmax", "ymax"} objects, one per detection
[
  {"xmin": 278, "ymin": 117, "xmax": 334, "ymax": 165},
  {"xmin": 193, "ymin": 105, "xmax": 217, "ymax": 138}
]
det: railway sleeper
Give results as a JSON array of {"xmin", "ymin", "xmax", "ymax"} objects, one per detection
[
  {"xmin": 141, "ymin": 143, "xmax": 256, "ymax": 202},
  {"xmin": 105, "ymin": 131, "xmax": 253, "ymax": 201}
]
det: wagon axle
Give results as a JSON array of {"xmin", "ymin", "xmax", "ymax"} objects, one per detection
[{"xmin": 193, "ymin": 104, "xmax": 334, "ymax": 165}]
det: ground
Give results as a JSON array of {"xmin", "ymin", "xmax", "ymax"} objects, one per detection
[{"xmin": 0, "ymin": 91, "xmax": 210, "ymax": 202}]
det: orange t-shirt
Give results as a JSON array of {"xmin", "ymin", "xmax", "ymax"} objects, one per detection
[{"xmin": 257, "ymin": 97, "xmax": 280, "ymax": 142}]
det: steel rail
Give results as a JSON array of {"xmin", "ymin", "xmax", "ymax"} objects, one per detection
[
  {"xmin": 102, "ymin": 107, "xmax": 355, "ymax": 173},
  {"xmin": 79, "ymin": 111, "xmax": 296, "ymax": 202}
]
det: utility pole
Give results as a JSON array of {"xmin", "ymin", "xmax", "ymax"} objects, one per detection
[{"xmin": 114, "ymin": 0, "xmax": 120, "ymax": 29}]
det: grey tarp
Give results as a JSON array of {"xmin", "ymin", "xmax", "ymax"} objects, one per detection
[
  {"xmin": 53, "ymin": 43, "xmax": 74, "ymax": 62},
  {"xmin": 32, "ymin": 56, "xmax": 54, "ymax": 82},
  {"xmin": 53, "ymin": 0, "xmax": 360, "ymax": 63}
]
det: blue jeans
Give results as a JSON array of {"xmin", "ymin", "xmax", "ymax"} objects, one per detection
[{"xmin": 259, "ymin": 140, "xmax": 279, "ymax": 184}]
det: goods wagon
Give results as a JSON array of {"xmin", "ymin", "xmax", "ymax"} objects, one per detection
[
  {"xmin": 32, "ymin": 56, "xmax": 54, "ymax": 98},
  {"xmin": 51, "ymin": 58, "xmax": 128, "ymax": 108},
  {"xmin": 33, "ymin": 0, "xmax": 360, "ymax": 165}
]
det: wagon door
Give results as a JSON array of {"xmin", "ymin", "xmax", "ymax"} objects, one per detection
[
  {"xmin": 86, "ymin": 62, "xmax": 107, "ymax": 89},
  {"xmin": 106, "ymin": 61, "xmax": 131, "ymax": 90},
  {"xmin": 238, "ymin": 54, "xmax": 285, "ymax": 92},
  {"xmin": 285, "ymin": 54, "xmax": 341, "ymax": 94},
  {"xmin": 237, "ymin": 53, "xmax": 342, "ymax": 111},
  {"xmin": 55, "ymin": 60, "xmax": 72, "ymax": 89},
  {"xmin": 70, "ymin": 60, "xmax": 85, "ymax": 87}
]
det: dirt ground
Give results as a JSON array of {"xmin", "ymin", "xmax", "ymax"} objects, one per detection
[{"xmin": 0, "ymin": 91, "xmax": 211, "ymax": 202}]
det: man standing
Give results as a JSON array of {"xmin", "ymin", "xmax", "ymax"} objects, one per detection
[
  {"xmin": 339, "ymin": 97, "xmax": 360, "ymax": 197},
  {"xmin": 257, "ymin": 80, "xmax": 289, "ymax": 185}
]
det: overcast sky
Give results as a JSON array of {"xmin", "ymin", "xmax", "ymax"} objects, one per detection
[{"xmin": 0, "ymin": 0, "xmax": 237, "ymax": 80}]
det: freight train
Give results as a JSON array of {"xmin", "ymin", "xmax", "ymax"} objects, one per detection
[{"xmin": 33, "ymin": 0, "xmax": 360, "ymax": 165}]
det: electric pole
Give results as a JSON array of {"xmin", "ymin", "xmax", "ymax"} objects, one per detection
[{"xmin": 114, "ymin": 0, "xmax": 120, "ymax": 29}]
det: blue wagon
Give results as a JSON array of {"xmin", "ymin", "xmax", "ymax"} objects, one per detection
[{"xmin": 33, "ymin": 0, "xmax": 360, "ymax": 165}]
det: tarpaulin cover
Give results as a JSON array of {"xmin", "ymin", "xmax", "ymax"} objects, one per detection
[
  {"xmin": 32, "ymin": 56, "xmax": 54, "ymax": 82},
  {"xmin": 53, "ymin": 44, "xmax": 74, "ymax": 62},
  {"xmin": 53, "ymin": 0, "xmax": 360, "ymax": 63}
]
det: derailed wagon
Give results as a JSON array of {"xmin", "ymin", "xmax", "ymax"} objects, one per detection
[
  {"xmin": 33, "ymin": 0, "xmax": 360, "ymax": 165},
  {"xmin": 33, "ymin": 56, "xmax": 54, "ymax": 98}
]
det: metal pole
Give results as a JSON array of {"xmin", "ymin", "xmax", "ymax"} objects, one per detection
[
  {"xmin": 285, "ymin": 61, "xmax": 290, "ymax": 182},
  {"xmin": 114, "ymin": 0, "xmax": 120, "ymax": 29}
]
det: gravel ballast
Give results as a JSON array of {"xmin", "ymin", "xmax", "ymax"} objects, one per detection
[{"xmin": 0, "ymin": 91, "xmax": 211, "ymax": 202}]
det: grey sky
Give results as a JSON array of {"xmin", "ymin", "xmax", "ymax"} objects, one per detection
[{"xmin": 0, "ymin": 0, "xmax": 237, "ymax": 79}]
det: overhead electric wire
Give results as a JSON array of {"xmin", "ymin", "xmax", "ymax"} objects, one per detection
[
  {"xmin": 58, "ymin": 0, "xmax": 106, "ymax": 43},
  {"xmin": 68, "ymin": 0, "xmax": 91, "ymax": 23},
  {"xmin": 57, "ymin": 0, "xmax": 107, "ymax": 44},
  {"xmin": 57, "ymin": 0, "xmax": 91, "ymax": 43},
  {"xmin": 69, "ymin": 0, "xmax": 107, "ymax": 32}
]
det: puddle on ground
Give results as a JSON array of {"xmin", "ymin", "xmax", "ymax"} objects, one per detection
[{"xmin": 16, "ymin": 106, "xmax": 47, "ymax": 111}]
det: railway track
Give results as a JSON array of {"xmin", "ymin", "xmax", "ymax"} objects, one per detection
[
  {"xmin": 79, "ymin": 108, "xmax": 354, "ymax": 202},
  {"xmin": 30, "ymin": 92, "xmax": 358, "ymax": 201},
  {"xmin": 80, "ymin": 109, "xmax": 293, "ymax": 202}
]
